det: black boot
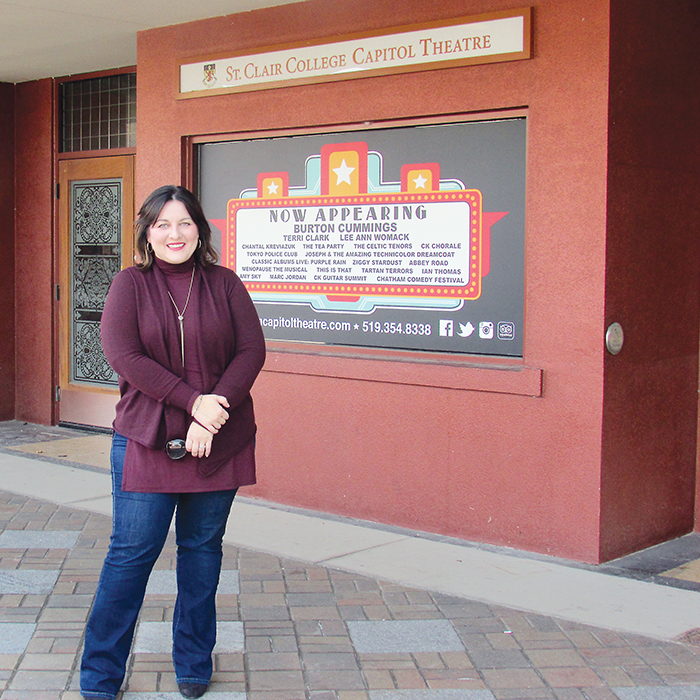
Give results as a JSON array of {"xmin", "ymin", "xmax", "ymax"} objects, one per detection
[{"xmin": 178, "ymin": 682, "xmax": 208, "ymax": 698}]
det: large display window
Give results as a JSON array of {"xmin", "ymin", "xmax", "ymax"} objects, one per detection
[{"xmin": 196, "ymin": 115, "xmax": 526, "ymax": 356}]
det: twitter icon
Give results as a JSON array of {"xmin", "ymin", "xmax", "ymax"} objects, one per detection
[{"xmin": 457, "ymin": 322, "xmax": 475, "ymax": 337}]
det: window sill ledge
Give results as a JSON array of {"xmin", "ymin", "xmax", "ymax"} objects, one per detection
[{"xmin": 262, "ymin": 342, "xmax": 542, "ymax": 397}]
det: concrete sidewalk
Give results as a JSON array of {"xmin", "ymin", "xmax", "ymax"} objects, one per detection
[{"xmin": 1, "ymin": 420, "xmax": 700, "ymax": 699}]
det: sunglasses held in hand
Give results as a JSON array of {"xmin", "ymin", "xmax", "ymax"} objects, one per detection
[{"xmin": 165, "ymin": 439, "xmax": 187, "ymax": 460}]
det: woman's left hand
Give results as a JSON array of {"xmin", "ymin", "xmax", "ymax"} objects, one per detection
[
  {"xmin": 186, "ymin": 421, "xmax": 213, "ymax": 458},
  {"xmin": 192, "ymin": 394, "xmax": 230, "ymax": 434}
]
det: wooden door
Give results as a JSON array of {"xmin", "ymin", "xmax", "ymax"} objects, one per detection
[{"xmin": 57, "ymin": 156, "xmax": 134, "ymax": 428}]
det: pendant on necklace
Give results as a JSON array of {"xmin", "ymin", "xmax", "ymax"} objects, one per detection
[{"xmin": 166, "ymin": 266, "xmax": 196, "ymax": 368}]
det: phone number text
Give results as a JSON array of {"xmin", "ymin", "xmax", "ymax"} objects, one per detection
[{"xmin": 361, "ymin": 321, "xmax": 432, "ymax": 335}]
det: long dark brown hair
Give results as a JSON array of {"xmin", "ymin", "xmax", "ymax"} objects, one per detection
[{"xmin": 134, "ymin": 185, "xmax": 219, "ymax": 269}]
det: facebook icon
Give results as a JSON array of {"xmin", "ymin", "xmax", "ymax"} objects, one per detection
[{"xmin": 439, "ymin": 320, "xmax": 454, "ymax": 337}]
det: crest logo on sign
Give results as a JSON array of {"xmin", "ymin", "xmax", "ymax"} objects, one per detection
[{"xmin": 202, "ymin": 63, "xmax": 217, "ymax": 88}]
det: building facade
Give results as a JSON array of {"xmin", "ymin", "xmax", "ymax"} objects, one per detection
[{"xmin": 2, "ymin": 0, "xmax": 700, "ymax": 564}]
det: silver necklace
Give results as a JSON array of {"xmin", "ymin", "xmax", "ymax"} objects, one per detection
[{"xmin": 166, "ymin": 266, "xmax": 195, "ymax": 366}]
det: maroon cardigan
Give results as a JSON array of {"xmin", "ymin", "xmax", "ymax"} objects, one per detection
[{"xmin": 101, "ymin": 262, "xmax": 266, "ymax": 476}]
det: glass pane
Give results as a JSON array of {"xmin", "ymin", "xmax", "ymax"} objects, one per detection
[
  {"xmin": 60, "ymin": 73, "xmax": 136, "ymax": 153},
  {"xmin": 70, "ymin": 179, "xmax": 122, "ymax": 386}
]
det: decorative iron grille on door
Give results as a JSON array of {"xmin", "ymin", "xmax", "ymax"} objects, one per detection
[{"xmin": 70, "ymin": 179, "xmax": 122, "ymax": 386}]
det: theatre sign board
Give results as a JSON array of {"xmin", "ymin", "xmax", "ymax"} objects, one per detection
[
  {"xmin": 180, "ymin": 8, "xmax": 531, "ymax": 97},
  {"xmin": 197, "ymin": 119, "xmax": 526, "ymax": 356}
]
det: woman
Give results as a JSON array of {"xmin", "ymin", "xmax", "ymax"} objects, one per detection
[{"xmin": 80, "ymin": 185, "xmax": 266, "ymax": 700}]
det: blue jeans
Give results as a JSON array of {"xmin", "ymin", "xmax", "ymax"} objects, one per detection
[{"xmin": 80, "ymin": 432, "xmax": 237, "ymax": 699}]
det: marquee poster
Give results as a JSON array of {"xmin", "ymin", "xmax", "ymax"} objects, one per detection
[{"xmin": 197, "ymin": 118, "xmax": 526, "ymax": 356}]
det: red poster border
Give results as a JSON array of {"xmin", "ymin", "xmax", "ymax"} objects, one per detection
[{"xmin": 226, "ymin": 190, "xmax": 483, "ymax": 301}]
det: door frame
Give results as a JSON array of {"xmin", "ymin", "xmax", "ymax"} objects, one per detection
[{"xmin": 56, "ymin": 154, "xmax": 135, "ymax": 428}]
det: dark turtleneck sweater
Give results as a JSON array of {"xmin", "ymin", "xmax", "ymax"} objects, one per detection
[{"xmin": 100, "ymin": 255, "xmax": 266, "ymax": 492}]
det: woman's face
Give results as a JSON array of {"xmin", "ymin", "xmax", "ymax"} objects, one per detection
[{"xmin": 147, "ymin": 199, "xmax": 199, "ymax": 265}]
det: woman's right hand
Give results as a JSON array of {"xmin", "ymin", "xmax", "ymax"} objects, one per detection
[
  {"xmin": 192, "ymin": 394, "xmax": 230, "ymax": 433},
  {"xmin": 186, "ymin": 420, "xmax": 214, "ymax": 458}
]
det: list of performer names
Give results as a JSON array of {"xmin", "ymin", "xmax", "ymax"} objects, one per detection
[{"xmin": 234, "ymin": 200, "xmax": 474, "ymax": 288}]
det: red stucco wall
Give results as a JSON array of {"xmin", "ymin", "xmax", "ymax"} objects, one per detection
[
  {"xmin": 9, "ymin": 0, "xmax": 698, "ymax": 562},
  {"xmin": 0, "ymin": 83, "xmax": 15, "ymax": 421},
  {"xmin": 135, "ymin": 0, "xmax": 613, "ymax": 562},
  {"xmin": 600, "ymin": 0, "xmax": 700, "ymax": 559},
  {"xmin": 14, "ymin": 79, "xmax": 54, "ymax": 425},
  {"xmin": 6, "ymin": 0, "xmax": 697, "ymax": 562}
]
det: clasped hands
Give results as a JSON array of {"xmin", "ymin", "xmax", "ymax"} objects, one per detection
[{"xmin": 185, "ymin": 394, "xmax": 229, "ymax": 458}]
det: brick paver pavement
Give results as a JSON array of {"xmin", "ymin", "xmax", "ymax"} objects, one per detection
[{"xmin": 1, "ymin": 489, "xmax": 700, "ymax": 700}]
